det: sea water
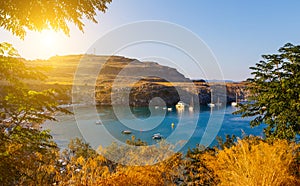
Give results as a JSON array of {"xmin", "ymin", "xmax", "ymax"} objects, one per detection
[{"xmin": 43, "ymin": 105, "xmax": 265, "ymax": 152}]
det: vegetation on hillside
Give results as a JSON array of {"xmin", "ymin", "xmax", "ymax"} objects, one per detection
[{"xmin": 1, "ymin": 134, "xmax": 299, "ymax": 185}]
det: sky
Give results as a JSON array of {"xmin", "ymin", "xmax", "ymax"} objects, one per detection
[{"xmin": 1, "ymin": 0, "xmax": 300, "ymax": 81}]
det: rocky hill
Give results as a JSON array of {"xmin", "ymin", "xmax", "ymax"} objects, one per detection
[{"xmin": 26, "ymin": 55, "xmax": 248, "ymax": 107}]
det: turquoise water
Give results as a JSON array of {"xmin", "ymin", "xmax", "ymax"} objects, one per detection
[{"xmin": 43, "ymin": 105, "xmax": 265, "ymax": 152}]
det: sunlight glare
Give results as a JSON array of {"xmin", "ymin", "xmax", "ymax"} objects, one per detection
[{"xmin": 40, "ymin": 30, "xmax": 57, "ymax": 48}]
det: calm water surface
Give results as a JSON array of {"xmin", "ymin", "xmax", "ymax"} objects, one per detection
[{"xmin": 43, "ymin": 105, "xmax": 265, "ymax": 152}]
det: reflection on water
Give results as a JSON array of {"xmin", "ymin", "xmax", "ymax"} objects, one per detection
[{"xmin": 43, "ymin": 105, "xmax": 265, "ymax": 152}]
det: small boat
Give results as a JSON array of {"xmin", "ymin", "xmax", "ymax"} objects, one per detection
[
  {"xmin": 208, "ymin": 89, "xmax": 215, "ymax": 107},
  {"xmin": 189, "ymin": 97, "xmax": 194, "ymax": 111},
  {"xmin": 176, "ymin": 101, "xmax": 185, "ymax": 109},
  {"xmin": 122, "ymin": 130, "xmax": 132, "ymax": 134},
  {"xmin": 154, "ymin": 106, "xmax": 159, "ymax": 109},
  {"xmin": 95, "ymin": 120, "xmax": 102, "ymax": 125},
  {"xmin": 207, "ymin": 103, "xmax": 215, "ymax": 107},
  {"xmin": 167, "ymin": 108, "xmax": 172, "ymax": 111},
  {"xmin": 152, "ymin": 133, "xmax": 163, "ymax": 140},
  {"xmin": 231, "ymin": 92, "xmax": 238, "ymax": 107},
  {"xmin": 231, "ymin": 102, "xmax": 237, "ymax": 107}
]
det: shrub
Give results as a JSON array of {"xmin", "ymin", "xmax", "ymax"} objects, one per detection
[{"xmin": 205, "ymin": 138, "xmax": 299, "ymax": 186}]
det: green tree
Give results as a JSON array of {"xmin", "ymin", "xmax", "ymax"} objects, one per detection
[
  {"xmin": 185, "ymin": 146, "xmax": 218, "ymax": 185},
  {"xmin": 235, "ymin": 43, "xmax": 300, "ymax": 140},
  {"xmin": 216, "ymin": 134, "xmax": 236, "ymax": 150},
  {"xmin": 0, "ymin": 0, "xmax": 112, "ymax": 39}
]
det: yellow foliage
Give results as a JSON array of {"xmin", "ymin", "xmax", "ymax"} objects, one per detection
[
  {"xmin": 98, "ymin": 166, "xmax": 166, "ymax": 186},
  {"xmin": 99, "ymin": 141, "xmax": 177, "ymax": 166},
  {"xmin": 3, "ymin": 133, "xmax": 299, "ymax": 185},
  {"xmin": 56, "ymin": 146, "xmax": 183, "ymax": 185},
  {"xmin": 205, "ymin": 139, "xmax": 299, "ymax": 186}
]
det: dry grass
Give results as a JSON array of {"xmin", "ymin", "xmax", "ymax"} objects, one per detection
[{"xmin": 205, "ymin": 139, "xmax": 299, "ymax": 186}]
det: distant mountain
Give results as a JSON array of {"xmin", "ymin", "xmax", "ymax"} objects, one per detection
[{"xmin": 206, "ymin": 79, "xmax": 237, "ymax": 83}]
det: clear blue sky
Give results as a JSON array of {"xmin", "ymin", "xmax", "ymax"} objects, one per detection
[{"xmin": 1, "ymin": 0, "xmax": 300, "ymax": 81}]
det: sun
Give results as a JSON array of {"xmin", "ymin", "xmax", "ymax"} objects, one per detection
[
  {"xmin": 33, "ymin": 29, "xmax": 63, "ymax": 59},
  {"xmin": 40, "ymin": 30, "xmax": 57, "ymax": 48}
]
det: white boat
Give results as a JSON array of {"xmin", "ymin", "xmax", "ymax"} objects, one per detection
[
  {"xmin": 176, "ymin": 101, "xmax": 185, "ymax": 109},
  {"xmin": 122, "ymin": 130, "xmax": 132, "ymax": 134},
  {"xmin": 167, "ymin": 107, "xmax": 172, "ymax": 111},
  {"xmin": 154, "ymin": 106, "xmax": 159, "ymax": 109},
  {"xmin": 207, "ymin": 103, "xmax": 215, "ymax": 107},
  {"xmin": 208, "ymin": 89, "xmax": 215, "ymax": 107},
  {"xmin": 152, "ymin": 133, "xmax": 163, "ymax": 140},
  {"xmin": 189, "ymin": 97, "xmax": 194, "ymax": 111},
  {"xmin": 231, "ymin": 92, "xmax": 238, "ymax": 107},
  {"xmin": 95, "ymin": 120, "xmax": 102, "ymax": 125},
  {"xmin": 231, "ymin": 102, "xmax": 238, "ymax": 107}
]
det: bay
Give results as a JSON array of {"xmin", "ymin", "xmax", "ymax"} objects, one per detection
[{"xmin": 43, "ymin": 105, "xmax": 265, "ymax": 152}]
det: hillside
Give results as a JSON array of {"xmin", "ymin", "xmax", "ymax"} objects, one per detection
[{"xmin": 26, "ymin": 55, "xmax": 248, "ymax": 106}]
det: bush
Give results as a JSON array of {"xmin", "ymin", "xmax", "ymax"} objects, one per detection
[{"xmin": 205, "ymin": 138, "xmax": 299, "ymax": 186}]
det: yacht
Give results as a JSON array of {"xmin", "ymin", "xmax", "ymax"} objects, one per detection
[
  {"xmin": 231, "ymin": 102, "xmax": 238, "ymax": 107},
  {"xmin": 122, "ymin": 130, "xmax": 132, "ymax": 134},
  {"xmin": 189, "ymin": 97, "xmax": 194, "ymax": 111},
  {"xmin": 208, "ymin": 89, "xmax": 215, "ymax": 107},
  {"xmin": 95, "ymin": 120, "xmax": 102, "ymax": 125},
  {"xmin": 207, "ymin": 103, "xmax": 215, "ymax": 107},
  {"xmin": 176, "ymin": 101, "xmax": 185, "ymax": 109},
  {"xmin": 231, "ymin": 92, "xmax": 238, "ymax": 107},
  {"xmin": 152, "ymin": 133, "xmax": 163, "ymax": 140}
]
